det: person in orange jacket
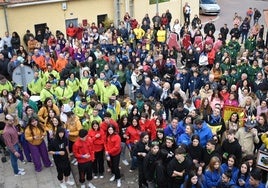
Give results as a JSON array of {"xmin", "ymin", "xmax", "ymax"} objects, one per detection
[
  {"xmin": 73, "ymin": 129, "xmax": 96, "ymax": 188},
  {"xmin": 105, "ymin": 125, "xmax": 122, "ymax": 187},
  {"xmin": 55, "ymin": 53, "xmax": 68, "ymax": 72}
]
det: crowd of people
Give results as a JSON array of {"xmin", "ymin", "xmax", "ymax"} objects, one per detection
[{"xmin": 0, "ymin": 3, "xmax": 268, "ymax": 188}]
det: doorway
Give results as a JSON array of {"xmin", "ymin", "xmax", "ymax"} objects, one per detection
[
  {"xmin": 34, "ymin": 23, "xmax": 47, "ymax": 37},
  {"xmin": 65, "ymin": 18, "xmax": 78, "ymax": 28},
  {"xmin": 97, "ymin": 14, "xmax": 107, "ymax": 26}
]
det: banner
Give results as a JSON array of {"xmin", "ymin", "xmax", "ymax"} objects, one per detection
[{"xmin": 223, "ymin": 106, "xmax": 245, "ymax": 127}]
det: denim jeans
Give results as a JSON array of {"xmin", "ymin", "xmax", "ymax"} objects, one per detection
[{"xmin": 8, "ymin": 143, "xmax": 20, "ymax": 174}]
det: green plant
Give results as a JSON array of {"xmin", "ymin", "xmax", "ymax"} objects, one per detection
[{"xmin": 103, "ymin": 17, "xmax": 114, "ymax": 30}]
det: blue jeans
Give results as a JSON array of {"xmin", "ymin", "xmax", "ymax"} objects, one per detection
[{"xmin": 9, "ymin": 143, "xmax": 20, "ymax": 174}]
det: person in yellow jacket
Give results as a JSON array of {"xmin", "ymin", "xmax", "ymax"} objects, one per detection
[
  {"xmin": 80, "ymin": 68, "xmax": 90, "ymax": 94},
  {"xmin": 40, "ymin": 82, "xmax": 57, "ymax": 104},
  {"xmin": 54, "ymin": 79, "xmax": 73, "ymax": 105},
  {"xmin": 28, "ymin": 71, "xmax": 44, "ymax": 95},
  {"xmin": 66, "ymin": 72, "xmax": 80, "ymax": 102},
  {"xmin": 0, "ymin": 75, "xmax": 13, "ymax": 93},
  {"xmin": 24, "ymin": 117, "xmax": 52, "ymax": 172},
  {"xmin": 95, "ymin": 72, "xmax": 106, "ymax": 98},
  {"xmin": 73, "ymin": 98, "xmax": 90, "ymax": 122},
  {"xmin": 101, "ymin": 78, "xmax": 119, "ymax": 106},
  {"xmin": 38, "ymin": 97, "xmax": 60, "ymax": 125},
  {"xmin": 157, "ymin": 26, "xmax": 167, "ymax": 44},
  {"xmin": 63, "ymin": 104, "xmax": 82, "ymax": 155},
  {"xmin": 43, "ymin": 64, "xmax": 60, "ymax": 83},
  {"xmin": 134, "ymin": 24, "xmax": 145, "ymax": 43}
]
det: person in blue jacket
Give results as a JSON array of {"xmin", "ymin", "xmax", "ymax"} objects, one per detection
[
  {"xmin": 246, "ymin": 168, "xmax": 265, "ymax": 188},
  {"xmin": 232, "ymin": 161, "xmax": 250, "ymax": 188},
  {"xmin": 194, "ymin": 117, "xmax": 213, "ymax": 147},
  {"xmin": 188, "ymin": 70, "xmax": 202, "ymax": 96},
  {"xmin": 204, "ymin": 156, "xmax": 223, "ymax": 188},
  {"xmin": 221, "ymin": 154, "xmax": 239, "ymax": 181},
  {"xmin": 164, "ymin": 117, "xmax": 182, "ymax": 139},
  {"xmin": 217, "ymin": 170, "xmax": 236, "ymax": 188},
  {"xmin": 176, "ymin": 124, "xmax": 194, "ymax": 146}
]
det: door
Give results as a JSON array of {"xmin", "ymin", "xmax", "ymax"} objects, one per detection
[
  {"xmin": 65, "ymin": 18, "xmax": 78, "ymax": 28},
  {"xmin": 97, "ymin": 14, "xmax": 107, "ymax": 26},
  {"xmin": 34, "ymin": 23, "xmax": 47, "ymax": 37}
]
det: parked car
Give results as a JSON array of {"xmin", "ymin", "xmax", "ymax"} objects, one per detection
[{"xmin": 199, "ymin": 0, "xmax": 221, "ymax": 15}]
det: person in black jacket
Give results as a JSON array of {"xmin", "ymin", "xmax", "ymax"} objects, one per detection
[
  {"xmin": 221, "ymin": 129, "xmax": 242, "ymax": 165},
  {"xmin": 132, "ymin": 132, "xmax": 150, "ymax": 188},
  {"xmin": 187, "ymin": 134, "xmax": 204, "ymax": 164},
  {"xmin": 204, "ymin": 19, "xmax": 216, "ymax": 35},
  {"xmin": 167, "ymin": 146, "xmax": 193, "ymax": 188},
  {"xmin": 143, "ymin": 141, "xmax": 161, "ymax": 188},
  {"xmin": 201, "ymin": 139, "xmax": 221, "ymax": 168},
  {"xmin": 48, "ymin": 127, "xmax": 74, "ymax": 188},
  {"xmin": 229, "ymin": 24, "xmax": 241, "ymax": 40}
]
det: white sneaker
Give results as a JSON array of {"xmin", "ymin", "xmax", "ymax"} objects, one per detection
[
  {"xmin": 18, "ymin": 168, "xmax": 25, "ymax": 172},
  {"xmin": 71, "ymin": 158, "xmax": 77, "ymax": 164},
  {"xmin": 93, "ymin": 175, "xmax": 98, "ymax": 179},
  {"xmin": 99, "ymin": 175, "xmax": 104, "ymax": 179},
  {"xmin": 117, "ymin": 179, "xmax": 121, "ymax": 187},
  {"xmin": 80, "ymin": 184, "xmax": 86, "ymax": 188},
  {"xmin": 109, "ymin": 174, "xmax": 115, "ymax": 182},
  {"xmin": 60, "ymin": 182, "xmax": 67, "ymax": 188},
  {"xmin": 14, "ymin": 170, "xmax": 25, "ymax": 176},
  {"xmin": 122, "ymin": 159, "xmax": 129, "ymax": 166},
  {"xmin": 88, "ymin": 182, "xmax": 96, "ymax": 188},
  {"xmin": 74, "ymin": 161, "xmax": 78, "ymax": 166},
  {"xmin": 65, "ymin": 180, "xmax": 75, "ymax": 186}
]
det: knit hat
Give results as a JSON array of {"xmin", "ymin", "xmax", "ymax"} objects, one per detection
[{"xmin": 79, "ymin": 129, "xmax": 88, "ymax": 138}]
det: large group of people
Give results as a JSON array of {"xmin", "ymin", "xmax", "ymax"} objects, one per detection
[{"xmin": 0, "ymin": 3, "xmax": 268, "ymax": 188}]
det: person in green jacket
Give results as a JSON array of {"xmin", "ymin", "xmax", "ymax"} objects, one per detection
[
  {"xmin": 0, "ymin": 75, "xmax": 13, "ymax": 93},
  {"xmin": 66, "ymin": 72, "xmax": 80, "ymax": 101},
  {"xmin": 101, "ymin": 78, "xmax": 119, "ymax": 105},
  {"xmin": 17, "ymin": 92, "xmax": 38, "ymax": 119},
  {"xmin": 246, "ymin": 59, "xmax": 261, "ymax": 82},
  {"xmin": 43, "ymin": 64, "xmax": 60, "ymax": 83},
  {"xmin": 95, "ymin": 72, "xmax": 106, "ymax": 98},
  {"xmin": 28, "ymin": 71, "xmax": 44, "ymax": 95},
  {"xmin": 79, "ymin": 68, "xmax": 90, "ymax": 94},
  {"xmin": 40, "ymin": 82, "xmax": 56, "ymax": 104},
  {"xmin": 54, "ymin": 79, "xmax": 73, "ymax": 105},
  {"xmin": 244, "ymin": 34, "xmax": 256, "ymax": 53},
  {"xmin": 74, "ymin": 98, "xmax": 90, "ymax": 122}
]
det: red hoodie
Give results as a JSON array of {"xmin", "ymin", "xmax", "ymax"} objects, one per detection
[
  {"xmin": 125, "ymin": 125, "xmax": 143, "ymax": 144},
  {"xmin": 139, "ymin": 119, "xmax": 156, "ymax": 140},
  {"xmin": 73, "ymin": 136, "xmax": 95, "ymax": 163},
  {"xmin": 105, "ymin": 133, "xmax": 121, "ymax": 156},
  {"xmin": 100, "ymin": 119, "xmax": 119, "ymax": 133},
  {"xmin": 88, "ymin": 129, "xmax": 105, "ymax": 152}
]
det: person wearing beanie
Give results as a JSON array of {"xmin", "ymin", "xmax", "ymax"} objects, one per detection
[
  {"xmin": 166, "ymin": 146, "xmax": 193, "ymax": 187},
  {"xmin": 48, "ymin": 127, "xmax": 74, "ymax": 188},
  {"xmin": 73, "ymin": 129, "xmax": 96, "ymax": 188}
]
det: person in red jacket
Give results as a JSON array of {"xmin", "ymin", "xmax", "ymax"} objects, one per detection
[
  {"xmin": 66, "ymin": 22, "xmax": 77, "ymax": 39},
  {"xmin": 73, "ymin": 129, "xmax": 96, "ymax": 188},
  {"xmin": 88, "ymin": 120, "xmax": 105, "ymax": 179},
  {"xmin": 100, "ymin": 112, "xmax": 119, "ymax": 133},
  {"xmin": 125, "ymin": 116, "xmax": 144, "ymax": 171},
  {"xmin": 105, "ymin": 125, "xmax": 122, "ymax": 187},
  {"xmin": 139, "ymin": 112, "xmax": 156, "ymax": 140}
]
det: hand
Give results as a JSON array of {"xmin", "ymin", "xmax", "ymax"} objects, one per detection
[
  {"xmin": 106, "ymin": 156, "xmax": 111, "ymax": 161},
  {"xmin": 83, "ymin": 154, "xmax": 90, "ymax": 159},
  {"xmin": 59, "ymin": 151, "xmax": 65, "ymax": 156},
  {"xmin": 14, "ymin": 151, "xmax": 20, "ymax": 158},
  {"xmin": 95, "ymin": 133, "xmax": 100, "ymax": 138},
  {"xmin": 48, "ymin": 151, "xmax": 54, "ymax": 155}
]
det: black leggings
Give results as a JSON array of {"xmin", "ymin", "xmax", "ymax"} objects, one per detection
[{"xmin": 78, "ymin": 161, "xmax": 93, "ymax": 183}]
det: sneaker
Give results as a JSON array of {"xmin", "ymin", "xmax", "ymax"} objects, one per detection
[
  {"xmin": 117, "ymin": 179, "xmax": 121, "ymax": 187},
  {"xmin": 129, "ymin": 169, "xmax": 134, "ymax": 173},
  {"xmin": 107, "ymin": 168, "xmax": 111, "ymax": 172},
  {"xmin": 50, "ymin": 163, "xmax": 54, "ymax": 167},
  {"xmin": 93, "ymin": 175, "xmax": 98, "ymax": 179},
  {"xmin": 88, "ymin": 182, "xmax": 96, "ymax": 188},
  {"xmin": 14, "ymin": 170, "xmax": 26, "ymax": 176},
  {"xmin": 74, "ymin": 161, "xmax": 78, "ymax": 166},
  {"xmin": 65, "ymin": 180, "xmax": 75, "ymax": 186},
  {"xmin": 18, "ymin": 168, "xmax": 25, "ymax": 172},
  {"xmin": 122, "ymin": 159, "xmax": 129, "ymax": 166},
  {"xmin": 80, "ymin": 184, "xmax": 86, "ymax": 188},
  {"xmin": 71, "ymin": 158, "xmax": 77, "ymax": 164},
  {"xmin": 22, "ymin": 160, "xmax": 26, "ymax": 164},
  {"xmin": 99, "ymin": 175, "xmax": 104, "ymax": 179},
  {"xmin": 109, "ymin": 174, "xmax": 115, "ymax": 182},
  {"xmin": 60, "ymin": 182, "xmax": 67, "ymax": 188}
]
